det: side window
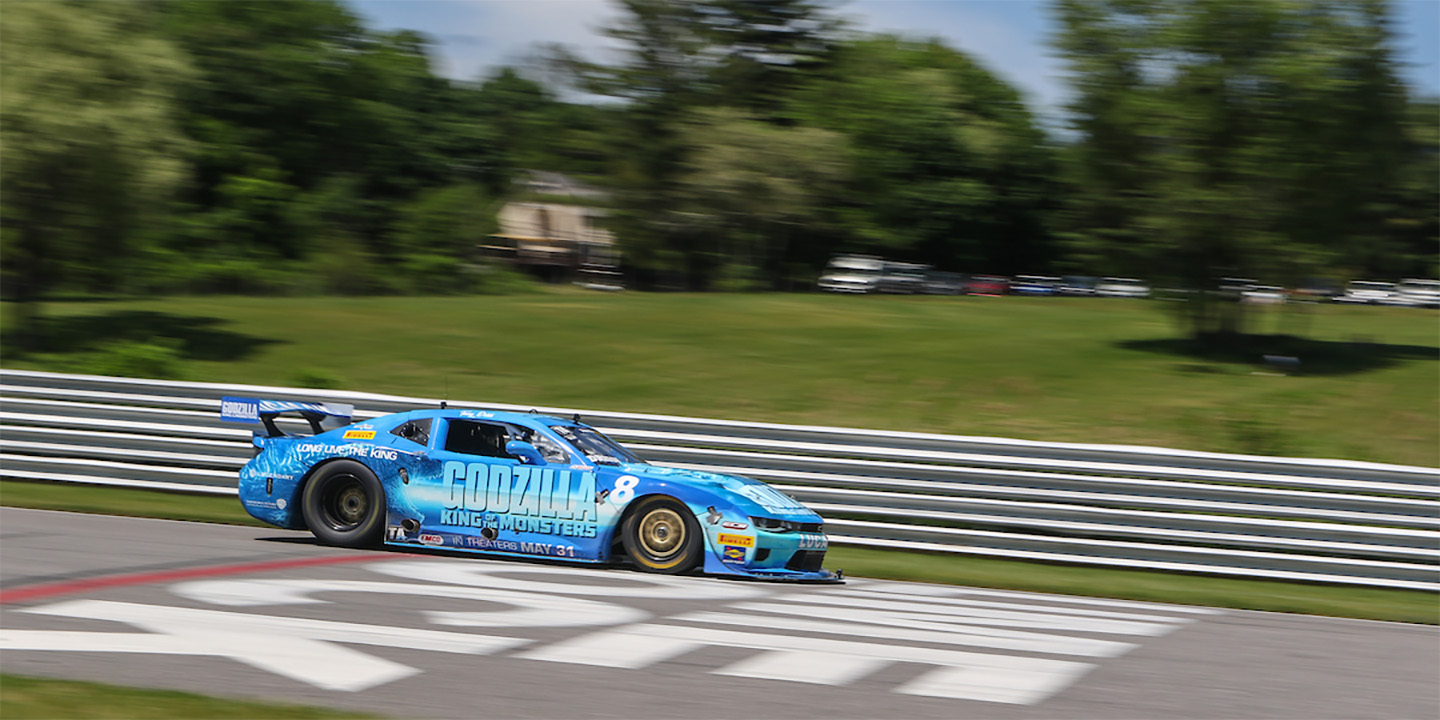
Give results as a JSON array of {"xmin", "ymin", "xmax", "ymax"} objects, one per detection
[
  {"xmin": 511, "ymin": 426, "xmax": 572, "ymax": 465},
  {"xmin": 443, "ymin": 420, "xmax": 511, "ymax": 458},
  {"xmin": 390, "ymin": 418, "xmax": 433, "ymax": 447}
]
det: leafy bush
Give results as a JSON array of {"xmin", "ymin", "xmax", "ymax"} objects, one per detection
[
  {"xmin": 76, "ymin": 339, "xmax": 186, "ymax": 379},
  {"xmin": 471, "ymin": 263, "xmax": 540, "ymax": 295}
]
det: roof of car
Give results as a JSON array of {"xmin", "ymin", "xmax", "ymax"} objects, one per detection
[{"xmin": 386, "ymin": 408, "xmax": 581, "ymax": 428}]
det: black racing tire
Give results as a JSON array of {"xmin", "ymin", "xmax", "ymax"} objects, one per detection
[
  {"xmin": 621, "ymin": 495, "xmax": 702, "ymax": 574},
  {"xmin": 301, "ymin": 460, "xmax": 384, "ymax": 548}
]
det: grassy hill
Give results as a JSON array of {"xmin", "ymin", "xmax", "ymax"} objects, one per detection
[{"xmin": 3, "ymin": 290, "xmax": 1436, "ymax": 466}]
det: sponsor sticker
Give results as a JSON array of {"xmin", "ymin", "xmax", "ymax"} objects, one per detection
[
  {"xmin": 220, "ymin": 396, "xmax": 260, "ymax": 424},
  {"xmin": 343, "ymin": 429, "xmax": 377, "ymax": 440},
  {"xmin": 722, "ymin": 546, "xmax": 746, "ymax": 563},
  {"xmin": 418, "ymin": 534, "xmax": 444, "ymax": 546},
  {"xmin": 798, "ymin": 533, "xmax": 827, "ymax": 550},
  {"xmin": 721, "ymin": 521, "xmax": 749, "ymax": 530},
  {"xmin": 717, "ymin": 533, "xmax": 754, "ymax": 548}
]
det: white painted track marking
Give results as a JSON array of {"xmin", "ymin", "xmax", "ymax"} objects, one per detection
[
  {"xmin": 370, "ymin": 560, "xmax": 770, "ymax": 599},
  {"xmin": 670, "ymin": 611, "xmax": 1136, "ymax": 657},
  {"xmin": 517, "ymin": 623, "xmax": 1094, "ymax": 705},
  {"xmin": 899, "ymin": 663, "xmax": 1093, "ymax": 704},
  {"xmin": 752, "ymin": 595, "xmax": 1180, "ymax": 635},
  {"xmin": 173, "ymin": 578, "xmax": 649, "ymax": 627},
  {"xmin": 830, "ymin": 587, "xmax": 1201, "ymax": 622},
  {"xmin": 0, "ymin": 629, "xmax": 418, "ymax": 691},
  {"xmin": 5, "ymin": 600, "xmax": 529, "ymax": 691},
  {"xmin": 516, "ymin": 630, "xmax": 707, "ymax": 669},
  {"xmin": 716, "ymin": 649, "xmax": 891, "ymax": 686},
  {"xmin": 1, "ymin": 557, "xmax": 1214, "ymax": 705},
  {"xmin": 862, "ymin": 582, "xmax": 1224, "ymax": 613}
]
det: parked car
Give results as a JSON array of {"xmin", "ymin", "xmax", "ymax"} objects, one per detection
[
  {"xmin": 877, "ymin": 261, "xmax": 930, "ymax": 294},
  {"xmin": 1396, "ymin": 278, "xmax": 1440, "ymax": 308},
  {"xmin": 817, "ymin": 255, "xmax": 885, "ymax": 294},
  {"xmin": 1094, "ymin": 277, "xmax": 1151, "ymax": 298},
  {"xmin": 1011, "ymin": 275, "xmax": 1060, "ymax": 296},
  {"xmin": 1293, "ymin": 278, "xmax": 1341, "ymax": 303},
  {"xmin": 921, "ymin": 271, "xmax": 967, "ymax": 295},
  {"xmin": 965, "ymin": 275, "xmax": 1010, "ymax": 296},
  {"xmin": 1216, "ymin": 277, "xmax": 1257, "ymax": 301},
  {"xmin": 1057, "ymin": 276, "xmax": 1098, "ymax": 296},
  {"xmin": 1336, "ymin": 280, "xmax": 1399, "ymax": 305},
  {"xmin": 1241, "ymin": 284, "xmax": 1287, "ymax": 305}
]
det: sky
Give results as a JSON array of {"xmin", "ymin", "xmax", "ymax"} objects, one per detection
[{"xmin": 350, "ymin": 0, "xmax": 1440, "ymax": 126}]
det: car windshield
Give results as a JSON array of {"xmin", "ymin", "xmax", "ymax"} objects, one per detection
[{"xmin": 549, "ymin": 424, "xmax": 642, "ymax": 465}]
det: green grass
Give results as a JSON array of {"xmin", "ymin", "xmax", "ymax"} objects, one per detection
[
  {"xmin": 4, "ymin": 480, "xmax": 1434, "ymax": 625},
  {"xmin": 4, "ymin": 292, "xmax": 1436, "ymax": 465},
  {"xmin": 0, "ymin": 479, "xmax": 268, "ymax": 527},
  {"xmin": 0, "ymin": 674, "xmax": 379, "ymax": 719}
]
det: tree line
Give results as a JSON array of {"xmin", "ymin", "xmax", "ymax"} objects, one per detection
[{"xmin": 3, "ymin": 0, "xmax": 1435, "ymax": 322}]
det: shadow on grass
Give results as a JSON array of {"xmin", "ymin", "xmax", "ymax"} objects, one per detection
[
  {"xmin": 1119, "ymin": 334, "xmax": 1439, "ymax": 376},
  {"xmin": 4, "ymin": 310, "xmax": 281, "ymax": 363}
]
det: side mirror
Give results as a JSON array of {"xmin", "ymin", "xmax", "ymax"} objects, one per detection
[{"xmin": 505, "ymin": 440, "xmax": 545, "ymax": 466}]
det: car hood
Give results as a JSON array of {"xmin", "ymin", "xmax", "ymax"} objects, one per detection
[{"xmin": 618, "ymin": 463, "xmax": 821, "ymax": 521}]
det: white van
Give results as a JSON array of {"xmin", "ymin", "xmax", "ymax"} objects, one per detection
[
  {"xmin": 1396, "ymin": 278, "xmax": 1440, "ymax": 308},
  {"xmin": 1336, "ymin": 280, "xmax": 1398, "ymax": 304},
  {"xmin": 818, "ymin": 255, "xmax": 885, "ymax": 293}
]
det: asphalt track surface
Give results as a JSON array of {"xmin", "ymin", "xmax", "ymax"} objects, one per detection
[{"xmin": 1, "ymin": 507, "xmax": 1436, "ymax": 719}]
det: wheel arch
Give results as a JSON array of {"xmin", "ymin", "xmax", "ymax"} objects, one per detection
[
  {"xmin": 609, "ymin": 485, "xmax": 747, "ymax": 562},
  {"xmin": 293, "ymin": 456, "xmax": 380, "ymax": 533}
]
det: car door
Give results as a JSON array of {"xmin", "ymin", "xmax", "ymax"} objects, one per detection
[{"xmin": 429, "ymin": 418, "xmax": 600, "ymax": 559}]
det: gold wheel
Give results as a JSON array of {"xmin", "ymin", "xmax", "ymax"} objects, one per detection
[
  {"xmin": 637, "ymin": 508, "xmax": 685, "ymax": 560},
  {"xmin": 621, "ymin": 496, "xmax": 701, "ymax": 574}
]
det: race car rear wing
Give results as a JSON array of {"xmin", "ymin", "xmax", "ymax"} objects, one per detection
[{"xmin": 219, "ymin": 396, "xmax": 354, "ymax": 438}]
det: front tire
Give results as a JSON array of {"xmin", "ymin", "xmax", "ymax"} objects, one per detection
[
  {"xmin": 302, "ymin": 460, "xmax": 384, "ymax": 548},
  {"xmin": 621, "ymin": 496, "xmax": 702, "ymax": 574}
]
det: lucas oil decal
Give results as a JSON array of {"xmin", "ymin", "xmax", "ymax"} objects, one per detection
[{"xmin": 439, "ymin": 462, "xmax": 599, "ymax": 538}]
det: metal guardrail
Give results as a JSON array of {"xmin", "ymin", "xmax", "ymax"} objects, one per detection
[{"xmin": 1, "ymin": 369, "xmax": 1437, "ymax": 591}]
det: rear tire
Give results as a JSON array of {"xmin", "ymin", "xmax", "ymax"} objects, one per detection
[
  {"xmin": 302, "ymin": 460, "xmax": 384, "ymax": 548},
  {"xmin": 621, "ymin": 496, "xmax": 701, "ymax": 574}
]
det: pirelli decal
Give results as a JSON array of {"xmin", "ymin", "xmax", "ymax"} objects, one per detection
[{"xmin": 717, "ymin": 533, "xmax": 754, "ymax": 547}]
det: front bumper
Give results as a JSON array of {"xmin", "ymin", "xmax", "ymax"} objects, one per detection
[{"xmin": 702, "ymin": 527, "xmax": 842, "ymax": 583}]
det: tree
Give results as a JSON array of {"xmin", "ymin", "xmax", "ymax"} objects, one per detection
[
  {"xmin": 692, "ymin": 0, "xmax": 844, "ymax": 117},
  {"xmin": 1054, "ymin": 0, "xmax": 1416, "ymax": 339},
  {"xmin": 153, "ymin": 1, "xmax": 507, "ymax": 291},
  {"xmin": 671, "ymin": 108, "xmax": 850, "ymax": 288},
  {"xmin": 546, "ymin": 0, "xmax": 851, "ymax": 288},
  {"xmin": 786, "ymin": 36, "xmax": 1057, "ymax": 273},
  {"xmin": 1, "ymin": 1, "xmax": 192, "ymax": 340},
  {"xmin": 465, "ymin": 68, "xmax": 616, "ymax": 182}
]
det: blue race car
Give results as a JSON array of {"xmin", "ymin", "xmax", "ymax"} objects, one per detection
[{"xmin": 222, "ymin": 398, "xmax": 838, "ymax": 582}]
